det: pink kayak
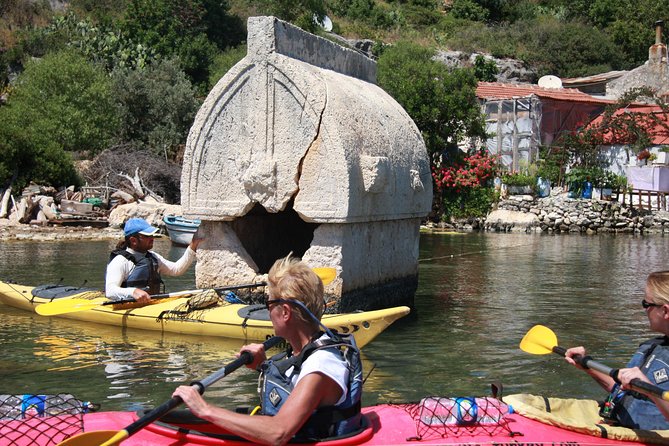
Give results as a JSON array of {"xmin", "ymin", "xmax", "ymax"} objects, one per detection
[{"xmin": 2, "ymin": 394, "xmax": 667, "ymax": 446}]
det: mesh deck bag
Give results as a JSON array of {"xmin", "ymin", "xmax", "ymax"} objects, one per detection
[
  {"xmin": 0, "ymin": 394, "xmax": 95, "ymax": 446},
  {"xmin": 397, "ymin": 396, "xmax": 517, "ymax": 440}
]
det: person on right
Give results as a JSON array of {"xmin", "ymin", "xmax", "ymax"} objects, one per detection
[{"xmin": 565, "ymin": 270, "xmax": 669, "ymax": 430}]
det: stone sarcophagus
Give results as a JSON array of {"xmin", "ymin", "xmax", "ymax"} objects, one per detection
[{"xmin": 182, "ymin": 16, "xmax": 432, "ymax": 311}]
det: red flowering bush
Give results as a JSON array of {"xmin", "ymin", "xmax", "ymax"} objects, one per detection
[
  {"xmin": 432, "ymin": 151, "xmax": 500, "ymax": 193},
  {"xmin": 430, "ymin": 151, "xmax": 501, "ymax": 220}
]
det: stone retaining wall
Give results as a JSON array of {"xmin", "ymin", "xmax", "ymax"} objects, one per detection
[{"xmin": 467, "ymin": 194, "xmax": 669, "ymax": 234}]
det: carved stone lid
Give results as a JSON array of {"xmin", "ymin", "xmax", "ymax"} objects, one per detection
[{"xmin": 181, "ymin": 17, "xmax": 432, "ymax": 223}]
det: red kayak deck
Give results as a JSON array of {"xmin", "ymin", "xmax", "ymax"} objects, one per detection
[{"xmin": 3, "ymin": 405, "xmax": 658, "ymax": 446}]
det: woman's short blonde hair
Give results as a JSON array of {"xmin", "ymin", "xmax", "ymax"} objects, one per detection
[
  {"xmin": 267, "ymin": 254, "xmax": 325, "ymax": 327},
  {"xmin": 647, "ymin": 271, "xmax": 669, "ymax": 305}
]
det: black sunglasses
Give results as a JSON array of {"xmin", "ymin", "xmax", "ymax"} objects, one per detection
[
  {"xmin": 265, "ymin": 298, "xmax": 291, "ymax": 311},
  {"xmin": 642, "ymin": 299, "xmax": 663, "ymax": 309}
]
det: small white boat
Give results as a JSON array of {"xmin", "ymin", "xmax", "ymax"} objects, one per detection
[{"xmin": 162, "ymin": 215, "xmax": 201, "ymax": 246}]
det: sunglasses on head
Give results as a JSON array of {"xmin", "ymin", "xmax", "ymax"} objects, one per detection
[{"xmin": 642, "ymin": 299, "xmax": 663, "ymax": 309}]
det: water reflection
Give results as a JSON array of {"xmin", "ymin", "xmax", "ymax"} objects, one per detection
[
  {"xmin": 0, "ymin": 301, "xmax": 256, "ymax": 410},
  {"xmin": 1, "ymin": 233, "xmax": 668, "ymax": 411}
]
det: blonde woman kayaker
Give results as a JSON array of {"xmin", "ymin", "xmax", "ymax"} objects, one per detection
[
  {"xmin": 172, "ymin": 254, "xmax": 363, "ymax": 446},
  {"xmin": 565, "ymin": 270, "xmax": 669, "ymax": 430},
  {"xmin": 105, "ymin": 218, "xmax": 202, "ymax": 303}
]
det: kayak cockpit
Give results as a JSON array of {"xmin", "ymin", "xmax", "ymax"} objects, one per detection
[{"xmin": 147, "ymin": 408, "xmax": 375, "ymax": 445}]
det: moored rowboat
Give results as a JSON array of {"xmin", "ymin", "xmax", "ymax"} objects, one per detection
[
  {"xmin": 0, "ymin": 280, "xmax": 409, "ymax": 348},
  {"xmin": 2, "ymin": 394, "xmax": 668, "ymax": 445},
  {"xmin": 163, "ymin": 214, "xmax": 201, "ymax": 246}
]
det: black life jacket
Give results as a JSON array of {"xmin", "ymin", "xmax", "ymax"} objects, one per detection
[
  {"xmin": 609, "ymin": 336, "xmax": 669, "ymax": 430},
  {"xmin": 258, "ymin": 332, "xmax": 363, "ymax": 441},
  {"xmin": 109, "ymin": 249, "xmax": 163, "ymax": 295}
]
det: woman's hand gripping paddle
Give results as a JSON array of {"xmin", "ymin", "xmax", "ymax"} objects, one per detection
[
  {"xmin": 56, "ymin": 336, "xmax": 284, "ymax": 446},
  {"xmin": 520, "ymin": 324, "xmax": 669, "ymax": 401},
  {"xmin": 36, "ymin": 267, "xmax": 337, "ymax": 317}
]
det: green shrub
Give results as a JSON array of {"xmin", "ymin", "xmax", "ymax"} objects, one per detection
[
  {"xmin": 0, "ymin": 49, "xmax": 118, "ymax": 188},
  {"xmin": 442, "ymin": 187, "xmax": 498, "ymax": 220},
  {"xmin": 112, "ymin": 59, "xmax": 200, "ymax": 159},
  {"xmin": 449, "ymin": 0, "xmax": 489, "ymax": 22},
  {"xmin": 377, "ymin": 40, "xmax": 486, "ymax": 159},
  {"xmin": 501, "ymin": 172, "xmax": 536, "ymax": 186},
  {"xmin": 208, "ymin": 44, "xmax": 247, "ymax": 90},
  {"xmin": 599, "ymin": 171, "xmax": 627, "ymax": 190}
]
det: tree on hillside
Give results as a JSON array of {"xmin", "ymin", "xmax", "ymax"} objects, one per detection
[
  {"xmin": 249, "ymin": 0, "xmax": 327, "ymax": 32},
  {"xmin": 519, "ymin": 16, "xmax": 620, "ymax": 78},
  {"xmin": 112, "ymin": 59, "xmax": 200, "ymax": 159},
  {"xmin": 0, "ymin": 50, "xmax": 121, "ymax": 190},
  {"xmin": 0, "ymin": 0, "xmax": 55, "ymax": 88},
  {"xmin": 68, "ymin": 0, "xmax": 128, "ymax": 26},
  {"xmin": 208, "ymin": 44, "xmax": 247, "ymax": 88},
  {"xmin": 36, "ymin": 13, "xmax": 158, "ymax": 72},
  {"xmin": 377, "ymin": 40, "xmax": 486, "ymax": 162},
  {"xmin": 377, "ymin": 41, "xmax": 491, "ymax": 221},
  {"xmin": 120, "ymin": 0, "xmax": 244, "ymax": 91}
]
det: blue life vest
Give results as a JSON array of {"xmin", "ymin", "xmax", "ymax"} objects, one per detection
[
  {"xmin": 258, "ymin": 332, "xmax": 363, "ymax": 440},
  {"xmin": 609, "ymin": 336, "xmax": 669, "ymax": 430},
  {"xmin": 109, "ymin": 249, "xmax": 163, "ymax": 295}
]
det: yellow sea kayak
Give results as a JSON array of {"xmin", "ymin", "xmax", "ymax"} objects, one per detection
[{"xmin": 0, "ymin": 281, "xmax": 409, "ymax": 348}]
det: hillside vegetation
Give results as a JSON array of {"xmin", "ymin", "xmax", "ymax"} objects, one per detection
[{"xmin": 0, "ymin": 0, "xmax": 667, "ymax": 214}]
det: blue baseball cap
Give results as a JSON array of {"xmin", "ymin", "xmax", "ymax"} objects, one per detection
[{"xmin": 123, "ymin": 218, "xmax": 161, "ymax": 237}]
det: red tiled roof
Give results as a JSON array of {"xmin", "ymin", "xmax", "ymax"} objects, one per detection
[
  {"xmin": 476, "ymin": 82, "xmax": 614, "ymax": 104},
  {"xmin": 589, "ymin": 105, "xmax": 669, "ymax": 145}
]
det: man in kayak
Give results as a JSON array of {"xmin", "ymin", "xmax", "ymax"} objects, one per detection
[
  {"xmin": 565, "ymin": 270, "xmax": 669, "ymax": 430},
  {"xmin": 172, "ymin": 254, "xmax": 363, "ymax": 445},
  {"xmin": 105, "ymin": 218, "xmax": 202, "ymax": 303}
]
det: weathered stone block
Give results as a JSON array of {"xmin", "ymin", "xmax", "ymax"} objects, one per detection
[{"xmin": 180, "ymin": 16, "xmax": 432, "ymax": 308}]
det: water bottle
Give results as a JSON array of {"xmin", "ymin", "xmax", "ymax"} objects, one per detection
[
  {"xmin": 0, "ymin": 395, "xmax": 23, "ymax": 420},
  {"xmin": 474, "ymin": 397, "xmax": 513, "ymax": 424},
  {"xmin": 419, "ymin": 397, "xmax": 458, "ymax": 425},
  {"xmin": 419, "ymin": 397, "xmax": 511, "ymax": 426},
  {"xmin": 44, "ymin": 394, "xmax": 74, "ymax": 416}
]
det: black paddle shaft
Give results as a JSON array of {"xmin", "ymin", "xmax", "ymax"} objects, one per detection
[
  {"xmin": 103, "ymin": 282, "xmax": 268, "ymax": 306},
  {"xmin": 124, "ymin": 336, "xmax": 284, "ymax": 437},
  {"xmin": 553, "ymin": 345, "xmax": 667, "ymax": 399}
]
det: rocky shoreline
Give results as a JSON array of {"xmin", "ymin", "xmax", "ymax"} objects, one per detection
[
  {"xmin": 427, "ymin": 192, "xmax": 669, "ymax": 235},
  {"xmin": 0, "ymin": 201, "xmax": 181, "ymax": 242},
  {"xmin": 4, "ymin": 193, "xmax": 669, "ymax": 242},
  {"xmin": 0, "ymin": 220, "xmax": 123, "ymax": 241}
]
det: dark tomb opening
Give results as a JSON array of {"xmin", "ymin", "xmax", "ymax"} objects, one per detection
[{"xmin": 229, "ymin": 199, "xmax": 319, "ymax": 273}]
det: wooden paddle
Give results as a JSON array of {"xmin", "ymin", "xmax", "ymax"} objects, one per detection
[
  {"xmin": 35, "ymin": 267, "xmax": 337, "ymax": 316},
  {"xmin": 520, "ymin": 324, "xmax": 669, "ymax": 401},
  {"xmin": 56, "ymin": 336, "xmax": 284, "ymax": 446}
]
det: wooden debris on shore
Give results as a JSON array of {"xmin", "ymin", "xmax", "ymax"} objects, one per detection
[
  {"xmin": 1, "ymin": 146, "xmax": 179, "ymax": 227},
  {"xmin": 0, "ymin": 183, "xmax": 111, "ymax": 227},
  {"xmin": 0, "ymin": 187, "xmax": 12, "ymax": 219},
  {"xmin": 17, "ymin": 195, "xmax": 36, "ymax": 224}
]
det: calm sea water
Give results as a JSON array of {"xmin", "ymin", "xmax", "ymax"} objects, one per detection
[{"xmin": 0, "ymin": 232, "xmax": 666, "ymax": 412}]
